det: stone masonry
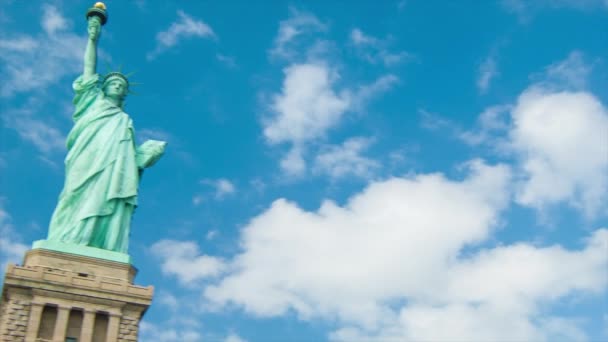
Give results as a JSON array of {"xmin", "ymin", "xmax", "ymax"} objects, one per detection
[{"xmin": 0, "ymin": 248, "xmax": 153, "ymax": 341}]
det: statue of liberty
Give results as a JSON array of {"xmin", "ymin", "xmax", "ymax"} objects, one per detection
[{"xmin": 40, "ymin": 3, "xmax": 166, "ymax": 257}]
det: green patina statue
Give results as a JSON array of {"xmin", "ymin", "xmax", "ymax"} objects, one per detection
[{"xmin": 34, "ymin": 3, "xmax": 166, "ymax": 262}]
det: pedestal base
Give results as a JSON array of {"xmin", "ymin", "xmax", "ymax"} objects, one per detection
[{"xmin": 0, "ymin": 249, "xmax": 153, "ymax": 342}]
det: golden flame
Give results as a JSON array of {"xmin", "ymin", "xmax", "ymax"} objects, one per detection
[{"xmin": 93, "ymin": 2, "xmax": 106, "ymax": 10}]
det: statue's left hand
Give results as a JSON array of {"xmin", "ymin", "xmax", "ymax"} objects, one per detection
[{"xmin": 136, "ymin": 140, "xmax": 167, "ymax": 169}]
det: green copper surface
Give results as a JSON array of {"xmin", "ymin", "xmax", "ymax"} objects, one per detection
[
  {"xmin": 36, "ymin": 5, "xmax": 166, "ymax": 262},
  {"xmin": 33, "ymin": 240, "xmax": 131, "ymax": 264}
]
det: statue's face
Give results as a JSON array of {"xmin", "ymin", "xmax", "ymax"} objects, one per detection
[{"xmin": 103, "ymin": 78, "xmax": 128, "ymax": 100}]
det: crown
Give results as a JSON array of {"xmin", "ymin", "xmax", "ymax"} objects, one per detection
[
  {"xmin": 102, "ymin": 72, "xmax": 129, "ymax": 88},
  {"xmin": 101, "ymin": 63, "xmax": 141, "ymax": 95}
]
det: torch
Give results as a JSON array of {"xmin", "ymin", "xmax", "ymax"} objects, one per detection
[{"xmin": 86, "ymin": 2, "xmax": 108, "ymax": 25}]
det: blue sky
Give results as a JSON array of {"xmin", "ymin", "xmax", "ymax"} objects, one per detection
[{"xmin": 1, "ymin": 0, "xmax": 607, "ymax": 341}]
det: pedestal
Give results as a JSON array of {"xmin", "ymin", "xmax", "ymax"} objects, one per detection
[{"xmin": 0, "ymin": 248, "xmax": 153, "ymax": 341}]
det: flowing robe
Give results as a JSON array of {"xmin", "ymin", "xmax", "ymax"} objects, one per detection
[{"xmin": 47, "ymin": 74, "xmax": 139, "ymax": 253}]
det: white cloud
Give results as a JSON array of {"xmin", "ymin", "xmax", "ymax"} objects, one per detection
[
  {"xmin": 264, "ymin": 63, "xmax": 396, "ymax": 177},
  {"xmin": 216, "ymin": 53, "xmax": 237, "ymax": 68},
  {"xmin": 2, "ymin": 106, "xmax": 65, "ymax": 155},
  {"xmin": 0, "ymin": 5, "xmax": 85, "ymax": 97},
  {"xmin": 264, "ymin": 63, "xmax": 350, "ymax": 145},
  {"xmin": 157, "ymin": 292, "xmax": 179, "ymax": 311},
  {"xmin": 350, "ymin": 28, "xmax": 378, "ymax": 46},
  {"xmin": 502, "ymin": 0, "xmax": 608, "ymax": 21},
  {"xmin": 280, "ymin": 146, "xmax": 306, "ymax": 176},
  {"xmin": 459, "ymin": 104, "xmax": 511, "ymax": 146},
  {"xmin": 137, "ymin": 128, "xmax": 172, "ymax": 144},
  {"xmin": 206, "ymin": 230, "xmax": 218, "ymax": 240},
  {"xmin": 352, "ymin": 74, "xmax": 399, "ymax": 110},
  {"xmin": 140, "ymin": 321, "xmax": 202, "ymax": 342},
  {"xmin": 187, "ymin": 158, "xmax": 607, "ymax": 341},
  {"xmin": 349, "ymin": 28, "xmax": 410, "ymax": 67},
  {"xmin": 150, "ymin": 240, "xmax": 226, "ymax": 285},
  {"xmin": 313, "ymin": 137, "xmax": 380, "ymax": 179},
  {"xmin": 147, "ymin": 10, "xmax": 215, "ymax": 60},
  {"xmin": 201, "ymin": 178, "xmax": 236, "ymax": 199},
  {"xmin": 224, "ymin": 333, "xmax": 247, "ymax": 342},
  {"xmin": 510, "ymin": 88, "xmax": 608, "ymax": 218},
  {"xmin": 192, "ymin": 195, "xmax": 204, "ymax": 206},
  {"xmin": 270, "ymin": 8, "xmax": 326, "ymax": 60},
  {"xmin": 203, "ymin": 160, "xmax": 513, "ymax": 323},
  {"xmin": 264, "ymin": 12, "xmax": 399, "ymax": 179},
  {"xmin": 461, "ymin": 53, "xmax": 607, "ymax": 218},
  {"xmin": 543, "ymin": 51, "xmax": 591, "ymax": 90},
  {"xmin": 150, "ymin": 154, "xmax": 608, "ymax": 340},
  {"xmin": 477, "ymin": 55, "xmax": 498, "ymax": 93},
  {"xmin": 0, "ymin": 205, "xmax": 28, "ymax": 275},
  {"xmin": 41, "ymin": 4, "xmax": 68, "ymax": 35}
]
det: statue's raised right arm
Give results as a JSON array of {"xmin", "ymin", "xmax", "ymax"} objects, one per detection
[{"xmin": 83, "ymin": 16, "xmax": 101, "ymax": 80}]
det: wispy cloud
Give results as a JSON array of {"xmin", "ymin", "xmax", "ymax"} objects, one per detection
[
  {"xmin": 0, "ymin": 5, "xmax": 85, "ymax": 97},
  {"xmin": 502, "ymin": 0, "xmax": 608, "ymax": 21},
  {"xmin": 313, "ymin": 137, "xmax": 380, "ymax": 179},
  {"xmin": 200, "ymin": 178, "xmax": 236, "ymax": 200},
  {"xmin": 147, "ymin": 10, "xmax": 215, "ymax": 60},
  {"xmin": 269, "ymin": 8, "xmax": 327, "ymax": 60},
  {"xmin": 541, "ymin": 50, "xmax": 591, "ymax": 90},
  {"xmin": 140, "ymin": 321, "xmax": 202, "ymax": 342},
  {"xmin": 216, "ymin": 53, "xmax": 237, "ymax": 68},
  {"xmin": 349, "ymin": 28, "xmax": 411, "ymax": 67},
  {"xmin": 2, "ymin": 100, "xmax": 66, "ymax": 157},
  {"xmin": 0, "ymin": 204, "xmax": 29, "ymax": 276},
  {"xmin": 477, "ymin": 55, "xmax": 498, "ymax": 94},
  {"xmin": 224, "ymin": 333, "xmax": 248, "ymax": 342}
]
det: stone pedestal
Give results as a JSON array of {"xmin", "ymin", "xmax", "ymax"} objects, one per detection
[{"xmin": 0, "ymin": 248, "xmax": 153, "ymax": 341}]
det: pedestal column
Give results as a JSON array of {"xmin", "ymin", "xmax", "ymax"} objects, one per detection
[
  {"xmin": 80, "ymin": 309, "xmax": 96, "ymax": 342},
  {"xmin": 52, "ymin": 305, "xmax": 71, "ymax": 341},
  {"xmin": 24, "ymin": 302, "xmax": 44, "ymax": 341},
  {"xmin": 106, "ymin": 312, "xmax": 121, "ymax": 342}
]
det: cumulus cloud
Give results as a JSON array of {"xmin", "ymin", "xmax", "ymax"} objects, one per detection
[
  {"xmin": 313, "ymin": 137, "xmax": 380, "ymax": 179},
  {"xmin": 461, "ymin": 52, "xmax": 607, "ymax": 218},
  {"xmin": 201, "ymin": 161, "xmax": 513, "ymax": 324},
  {"xmin": 263, "ymin": 10, "xmax": 400, "ymax": 179},
  {"xmin": 147, "ymin": 10, "xmax": 215, "ymax": 60},
  {"xmin": 150, "ymin": 159, "xmax": 607, "ymax": 340},
  {"xmin": 264, "ymin": 63, "xmax": 350, "ymax": 145},
  {"xmin": 264, "ymin": 63, "xmax": 396, "ymax": 177},
  {"xmin": 150, "ymin": 240, "xmax": 226, "ymax": 285},
  {"xmin": 510, "ymin": 88, "xmax": 608, "ymax": 218},
  {"xmin": 349, "ymin": 28, "xmax": 410, "ymax": 67}
]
